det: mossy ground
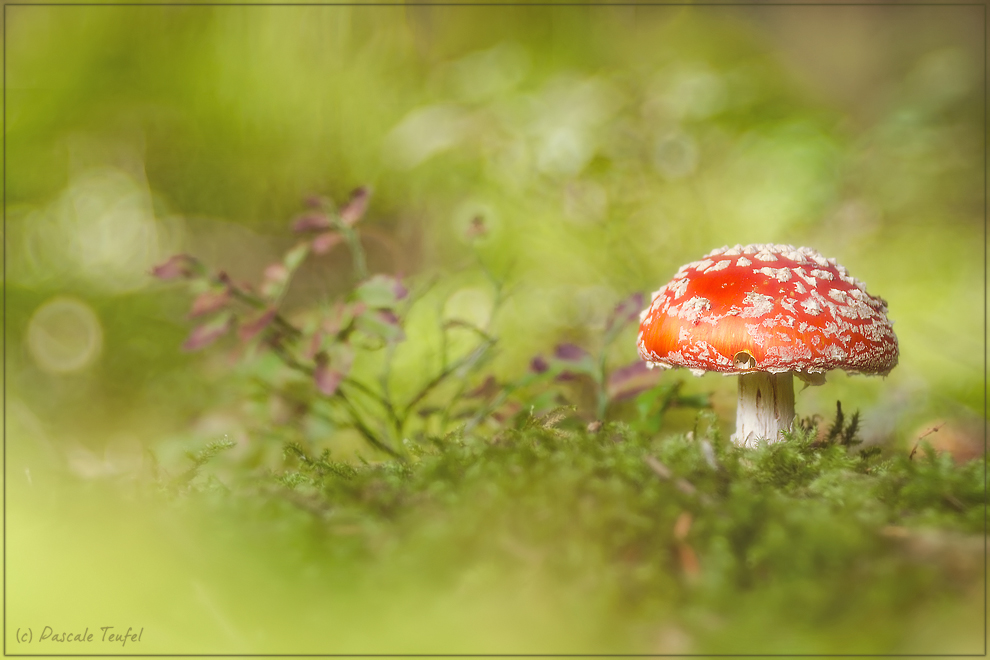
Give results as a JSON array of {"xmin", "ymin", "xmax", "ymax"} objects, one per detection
[{"xmin": 154, "ymin": 409, "xmax": 985, "ymax": 655}]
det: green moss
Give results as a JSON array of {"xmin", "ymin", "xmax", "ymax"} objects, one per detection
[{"xmin": 164, "ymin": 413, "xmax": 985, "ymax": 654}]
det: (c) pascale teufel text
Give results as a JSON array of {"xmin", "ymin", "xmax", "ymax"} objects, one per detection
[{"xmin": 16, "ymin": 626, "xmax": 144, "ymax": 646}]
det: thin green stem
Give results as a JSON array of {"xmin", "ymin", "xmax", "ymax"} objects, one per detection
[
  {"xmin": 462, "ymin": 385, "xmax": 514, "ymax": 435},
  {"xmin": 335, "ymin": 391, "xmax": 404, "ymax": 460},
  {"xmin": 378, "ymin": 340, "xmax": 402, "ymax": 435},
  {"xmin": 595, "ymin": 348, "xmax": 609, "ymax": 422},
  {"xmin": 400, "ymin": 338, "xmax": 496, "ymax": 429},
  {"xmin": 341, "ymin": 376, "xmax": 402, "ymax": 432},
  {"xmin": 339, "ymin": 223, "xmax": 367, "ymax": 281},
  {"xmin": 431, "ymin": 258, "xmax": 510, "ymax": 434},
  {"xmin": 267, "ymin": 340, "xmax": 402, "ymax": 459}
]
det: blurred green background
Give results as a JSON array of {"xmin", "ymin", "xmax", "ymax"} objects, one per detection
[{"xmin": 5, "ymin": 3, "xmax": 985, "ymax": 655}]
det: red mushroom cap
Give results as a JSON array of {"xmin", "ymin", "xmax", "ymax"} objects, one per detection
[{"xmin": 637, "ymin": 244, "xmax": 898, "ymax": 377}]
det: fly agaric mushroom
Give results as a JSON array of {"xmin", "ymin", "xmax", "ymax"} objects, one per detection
[{"xmin": 637, "ymin": 244, "xmax": 898, "ymax": 446}]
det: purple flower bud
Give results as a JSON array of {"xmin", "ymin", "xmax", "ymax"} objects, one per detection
[
  {"xmin": 339, "ymin": 186, "xmax": 371, "ymax": 226},
  {"xmin": 182, "ymin": 314, "xmax": 233, "ymax": 351},
  {"xmin": 466, "ymin": 375, "xmax": 499, "ymax": 399},
  {"xmin": 554, "ymin": 343, "xmax": 591, "ymax": 362},
  {"xmin": 312, "ymin": 232, "xmax": 343, "ymax": 255},
  {"xmin": 606, "ymin": 292, "xmax": 646, "ymax": 333},
  {"xmin": 239, "ymin": 307, "xmax": 277, "ymax": 342},
  {"xmin": 260, "ymin": 263, "xmax": 289, "ymax": 299},
  {"xmin": 466, "ymin": 215, "xmax": 488, "ymax": 240},
  {"xmin": 292, "ymin": 213, "xmax": 332, "ymax": 233},
  {"xmin": 188, "ymin": 288, "xmax": 231, "ymax": 318},
  {"xmin": 322, "ymin": 302, "xmax": 347, "ymax": 338},
  {"xmin": 530, "ymin": 356, "xmax": 549, "ymax": 374},
  {"xmin": 304, "ymin": 194, "xmax": 329, "ymax": 209},
  {"xmin": 264, "ymin": 263, "xmax": 288, "ymax": 283},
  {"xmin": 607, "ymin": 360, "xmax": 662, "ymax": 401},
  {"xmin": 303, "ymin": 329, "xmax": 325, "ymax": 360},
  {"xmin": 377, "ymin": 309, "xmax": 400, "ymax": 325},
  {"xmin": 314, "ymin": 353, "xmax": 344, "ymax": 396},
  {"xmin": 151, "ymin": 254, "xmax": 200, "ymax": 280},
  {"xmin": 608, "ymin": 361, "xmax": 650, "ymax": 387}
]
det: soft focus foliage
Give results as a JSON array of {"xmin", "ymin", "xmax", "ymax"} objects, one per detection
[
  {"xmin": 9, "ymin": 411, "xmax": 984, "ymax": 654},
  {"xmin": 6, "ymin": 4, "xmax": 984, "ymax": 655}
]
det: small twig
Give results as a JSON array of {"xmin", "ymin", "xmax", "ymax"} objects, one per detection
[
  {"xmin": 909, "ymin": 423, "xmax": 945, "ymax": 460},
  {"xmin": 943, "ymin": 493, "xmax": 965, "ymax": 512},
  {"xmin": 644, "ymin": 455, "xmax": 713, "ymax": 506}
]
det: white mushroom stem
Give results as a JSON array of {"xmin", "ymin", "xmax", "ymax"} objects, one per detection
[{"xmin": 732, "ymin": 372, "xmax": 795, "ymax": 447}]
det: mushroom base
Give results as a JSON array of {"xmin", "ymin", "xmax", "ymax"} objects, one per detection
[{"xmin": 732, "ymin": 372, "xmax": 795, "ymax": 447}]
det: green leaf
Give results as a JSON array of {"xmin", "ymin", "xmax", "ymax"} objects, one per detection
[
  {"xmin": 284, "ymin": 241, "xmax": 311, "ymax": 273},
  {"xmin": 354, "ymin": 275, "xmax": 404, "ymax": 309},
  {"xmin": 355, "ymin": 310, "xmax": 405, "ymax": 343}
]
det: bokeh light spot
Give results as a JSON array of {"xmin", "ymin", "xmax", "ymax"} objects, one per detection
[
  {"xmin": 654, "ymin": 132, "xmax": 699, "ymax": 180},
  {"xmin": 27, "ymin": 297, "xmax": 104, "ymax": 374},
  {"xmin": 385, "ymin": 104, "xmax": 470, "ymax": 169},
  {"xmin": 12, "ymin": 166, "xmax": 184, "ymax": 293}
]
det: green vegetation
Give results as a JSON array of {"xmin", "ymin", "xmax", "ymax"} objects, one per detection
[
  {"xmin": 13, "ymin": 398, "xmax": 983, "ymax": 654},
  {"xmin": 6, "ymin": 4, "xmax": 985, "ymax": 655}
]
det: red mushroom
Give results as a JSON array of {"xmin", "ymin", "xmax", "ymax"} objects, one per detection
[{"xmin": 637, "ymin": 244, "xmax": 898, "ymax": 446}]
